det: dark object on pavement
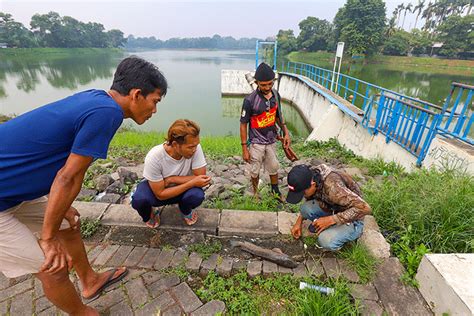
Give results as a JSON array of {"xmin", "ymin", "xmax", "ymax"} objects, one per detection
[{"xmin": 230, "ymin": 240, "xmax": 298, "ymax": 268}]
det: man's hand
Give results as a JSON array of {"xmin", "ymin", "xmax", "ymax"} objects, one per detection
[
  {"xmin": 192, "ymin": 175, "xmax": 211, "ymax": 188},
  {"xmin": 313, "ymin": 216, "xmax": 336, "ymax": 235},
  {"xmin": 38, "ymin": 237, "xmax": 72, "ymax": 274},
  {"xmin": 64, "ymin": 207, "xmax": 80, "ymax": 230},
  {"xmin": 242, "ymin": 147, "xmax": 250, "ymax": 163},
  {"xmin": 291, "ymin": 222, "xmax": 302, "ymax": 239},
  {"xmin": 283, "ymin": 134, "xmax": 291, "ymax": 149}
]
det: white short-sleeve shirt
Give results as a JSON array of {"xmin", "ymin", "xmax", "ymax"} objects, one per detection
[{"xmin": 143, "ymin": 143, "xmax": 207, "ymax": 182}]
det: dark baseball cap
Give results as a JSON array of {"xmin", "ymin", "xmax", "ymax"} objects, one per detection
[{"xmin": 286, "ymin": 164, "xmax": 313, "ymax": 204}]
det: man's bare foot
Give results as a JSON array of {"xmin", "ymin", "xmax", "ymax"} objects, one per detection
[{"xmin": 81, "ymin": 267, "xmax": 128, "ymax": 299}]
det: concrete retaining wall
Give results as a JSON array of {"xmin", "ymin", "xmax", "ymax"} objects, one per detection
[{"xmin": 221, "ymin": 69, "xmax": 474, "ymax": 173}]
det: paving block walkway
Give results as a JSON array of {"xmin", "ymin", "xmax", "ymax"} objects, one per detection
[{"xmin": 1, "ymin": 239, "xmax": 432, "ymax": 316}]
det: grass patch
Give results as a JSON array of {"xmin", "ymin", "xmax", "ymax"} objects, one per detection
[
  {"xmin": 109, "ymin": 129, "xmax": 241, "ymax": 162},
  {"xmin": 80, "ymin": 218, "xmax": 101, "ymax": 239},
  {"xmin": 188, "ymin": 240, "xmax": 222, "ymax": 260},
  {"xmin": 162, "ymin": 265, "xmax": 190, "ymax": 280},
  {"xmin": 196, "ymin": 271, "xmax": 358, "ymax": 315},
  {"xmin": 364, "ymin": 168, "xmax": 474, "ymax": 284},
  {"xmin": 338, "ymin": 243, "xmax": 379, "ymax": 283},
  {"xmin": 287, "ymin": 51, "xmax": 474, "ymax": 76}
]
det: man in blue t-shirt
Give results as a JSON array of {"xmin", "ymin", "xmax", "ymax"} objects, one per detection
[{"xmin": 0, "ymin": 56, "xmax": 167, "ymax": 315}]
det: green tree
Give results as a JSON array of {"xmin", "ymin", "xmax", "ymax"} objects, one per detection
[
  {"xmin": 297, "ymin": 17, "xmax": 334, "ymax": 52},
  {"xmin": 276, "ymin": 29, "xmax": 297, "ymax": 56},
  {"xmin": 436, "ymin": 14, "xmax": 474, "ymax": 57},
  {"xmin": 410, "ymin": 29, "xmax": 432, "ymax": 55},
  {"xmin": 0, "ymin": 12, "xmax": 37, "ymax": 47},
  {"xmin": 382, "ymin": 29, "xmax": 411, "ymax": 55},
  {"xmin": 334, "ymin": 0, "xmax": 387, "ymax": 56},
  {"xmin": 30, "ymin": 11, "xmax": 63, "ymax": 47},
  {"xmin": 106, "ymin": 29, "xmax": 126, "ymax": 47}
]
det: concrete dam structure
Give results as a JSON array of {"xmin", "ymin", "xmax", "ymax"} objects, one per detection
[{"xmin": 221, "ymin": 68, "xmax": 474, "ymax": 174}]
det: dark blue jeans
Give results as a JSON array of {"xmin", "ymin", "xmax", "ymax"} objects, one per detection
[{"xmin": 131, "ymin": 180, "xmax": 205, "ymax": 222}]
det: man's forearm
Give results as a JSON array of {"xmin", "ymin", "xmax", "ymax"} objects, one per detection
[
  {"xmin": 164, "ymin": 175, "xmax": 196, "ymax": 186},
  {"xmin": 240, "ymin": 123, "xmax": 248, "ymax": 148},
  {"xmin": 41, "ymin": 170, "xmax": 83, "ymax": 240},
  {"xmin": 156, "ymin": 181, "xmax": 195, "ymax": 200}
]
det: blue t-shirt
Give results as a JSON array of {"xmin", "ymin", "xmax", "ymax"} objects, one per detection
[{"xmin": 0, "ymin": 89, "xmax": 124, "ymax": 211}]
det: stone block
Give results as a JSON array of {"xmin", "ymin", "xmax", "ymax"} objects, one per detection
[
  {"xmin": 87, "ymin": 244, "xmax": 107, "ymax": 264},
  {"xmin": 109, "ymin": 301, "xmax": 133, "ymax": 316},
  {"xmin": 135, "ymin": 292, "xmax": 175, "ymax": 316},
  {"xmin": 123, "ymin": 247, "xmax": 148, "ymax": 267},
  {"xmin": 162, "ymin": 304, "xmax": 183, "ymax": 316},
  {"xmin": 94, "ymin": 244, "xmax": 119, "ymax": 266},
  {"xmin": 321, "ymin": 257, "xmax": 341, "ymax": 279},
  {"xmin": 72, "ymin": 201, "xmax": 107, "ymax": 219},
  {"xmin": 363, "ymin": 215, "xmax": 380, "ymax": 231},
  {"xmin": 159, "ymin": 207, "xmax": 220, "ymax": 235},
  {"xmin": 338, "ymin": 259, "xmax": 360, "ymax": 283},
  {"xmin": 416, "ymin": 254, "xmax": 474, "ymax": 316},
  {"xmin": 170, "ymin": 249, "xmax": 188, "ymax": 268},
  {"xmin": 148, "ymin": 275, "xmax": 180, "ymax": 297},
  {"xmin": 107, "ymin": 245, "xmax": 134, "ymax": 266},
  {"xmin": 10, "ymin": 290, "xmax": 33, "ymax": 315},
  {"xmin": 232, "ymin": 260, "xmax": 247, "ymax": 274},
  {"xmin": 125, "ymin": 278, "xmax": 149, "ymax": 310},
  {"xmin": 278, "ymin": 266, "xmax": 293, "ymax": 275},
  {"xmin": 102, "ymin": 204, "xmax": 143, "ymax": 227},
  {"xmin": 90, "ymin": 287, "xmax": 125, "ymax": 311},
  {"xmin": 154, "ymin": 249, "xmax": 175, "ymax": 270},
  {"xmin": 138, "ymin": 248, "xmax": 161, "ymax": 269},
  {"xmin": 374, "ymin": 258, "xmax": 430, "ymax": 315},
  {"xmin": 292, "ymin": 263, "xmax": 308, "ymax": 277},
  {"xmin": 277, "ymin": 211, "xmax": 299, "ymax": 235},
  {"xmin": 216, "ymin": 257, "xmax": 233, "ymax": 277},
  {"xmin": 171, "ymin": 282, "xmax": 203, "ymax": 313},
  {"xmin": 0, "ymin": 278, "xmax": 33, "ymax": 302},
  {"xmin": 219, "ymin": 210, "xmax": 278, "ymax": 237},
  {"xmin": 305, "ymin": 258, "xmax": 325, "ymax": 277},
  {"xmin": 35, "ymin": 296, "xmax": 54, "ymax": 314},
  {"xmin": 200, "ymin": 254, "xmax": 219, "ymax": 276},
  {"xmin": 359, "ymin": 230, "xmax": 391, "ymax": 259},
  {"xmin": 350, "ymin": 283, "xmax": 379, "ymax": 301},
  {"xmin": 186, "ymin": 252, "xmax": 203, "ymax": 273},
  {"xmin": 247, "ymin": 260, "xmax": 262, "ymax": 278},
  {"xmin": 191, "ymin": 300, "xmax": 226, "ymax": 316},
  {"xmin": 262, "ymin": 260, "xmax": 278, "ymax": 276},
  {"xmin": 360, "ymin": 300, "xmax": 384, "ymax": 316}
]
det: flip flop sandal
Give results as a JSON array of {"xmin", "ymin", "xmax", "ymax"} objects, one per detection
[
  {"xmin": 145, "ymin": 207, "xmax": 161, "ymax": 229},
  {"xmin": 183, "ymin": 209, "xmax": 198, "ymax": 226},
  {"xmin": 83, "ymin": 267, "xmax": 129, "ymax": 301}
]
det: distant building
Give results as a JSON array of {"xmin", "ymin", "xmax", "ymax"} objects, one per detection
[
  {"xmin": 430, "ymin": 42, "xmax": 444, "ymax": 56},
  {"xmin": 0, "ymin": 43, "xmax": 8, "ymax": 48}
]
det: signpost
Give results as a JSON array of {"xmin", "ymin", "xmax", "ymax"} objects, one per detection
[{"xmin": 330, "ymin": 42, "xmax": 344, "ymax": 92}]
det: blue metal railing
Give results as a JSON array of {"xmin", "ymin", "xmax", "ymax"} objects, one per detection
[
  {"xmin": 279, "ymin": 61, "xmax": 473, "ymax": 165},
  {"xmin": 436, "ymin": 82, "xmax": 473, "ymax": 145}
]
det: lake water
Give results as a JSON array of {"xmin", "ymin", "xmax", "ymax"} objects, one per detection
[{"xmin": 0, "ymin": 49, "xmax": 471, "ymax": 137}]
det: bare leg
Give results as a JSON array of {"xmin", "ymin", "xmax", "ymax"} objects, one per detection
[
  {"xmin": 270, "ymin": 174, "xmax": 284, "ymax": 202},
  {"xmin": 57, "ymin": 222, "xmax": 126, "ymax": 298},
  {"xmin": 251, "ymin": 176, "xmax": 260, "ymax": 200},
  {"xmin": 36, "ymin": 269, "xmax": 98, "ymax": 316}
]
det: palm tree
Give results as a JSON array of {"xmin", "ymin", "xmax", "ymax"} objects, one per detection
[
  {"xmin": 402, "ymin": 3, "xmax": 413, "ymax": 29},
  {"xmin": 414, "ymin": 0, "xmax": 425, "ymax": 29},
  {"xmin": 422, "ymin": 1, "xmax": 434, "ymax": 33},
  {"xmin": 396, "ymin": 4, "xmax": 405, "ymax": 27}
]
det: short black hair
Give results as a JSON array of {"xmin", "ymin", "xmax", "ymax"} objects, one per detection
[{"xmin": 111, "ymin": 56, "xmax": 168, "ymax": 97}]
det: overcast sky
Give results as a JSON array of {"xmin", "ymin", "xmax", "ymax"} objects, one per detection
[{"xmin": 2, "ymin": 0, "xmax": 411, "ymax": 39}]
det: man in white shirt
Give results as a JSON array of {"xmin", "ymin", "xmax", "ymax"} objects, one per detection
[{"xmin": 131, "ymin": 119, "xmax": 210, "ymax": 227}]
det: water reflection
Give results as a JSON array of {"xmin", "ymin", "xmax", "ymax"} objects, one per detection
[{"xmin": 0, "ymin": 53, "xmax": 121, "ymax": 98}]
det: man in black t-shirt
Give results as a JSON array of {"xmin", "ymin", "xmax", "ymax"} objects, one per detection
[{"xmin": 240, "ymin": 63, "xmax": 290, "ymax": 201}]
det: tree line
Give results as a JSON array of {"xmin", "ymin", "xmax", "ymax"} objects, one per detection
[
  {"xmin": 277, "ymin": 0, "xmax": 473, "ymax": 58},
  {"xmin": 125, "ymin": 34, "xmax": 259, "ymax": 50},
  {"xmin": 0, "ymin": 12, "xmax": 126, "ymax": 48}
]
